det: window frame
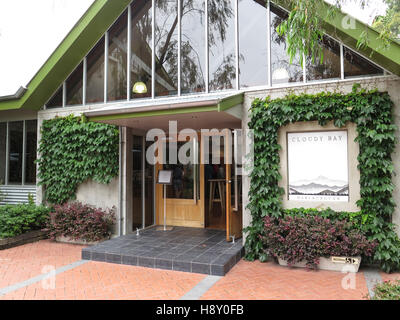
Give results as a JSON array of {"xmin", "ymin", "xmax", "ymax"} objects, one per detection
[
  {"xmin": 0, "ymin": 120, "xmax": 38, "ymax": 186},
  {"xmin": 43, "ymin": 0, "xmax": 390, "ymax": 111}
]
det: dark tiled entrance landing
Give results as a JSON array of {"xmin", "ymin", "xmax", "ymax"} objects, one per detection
[{"xmin": 82, "ymin": 227, "xmax": 244, "ymax": 276}]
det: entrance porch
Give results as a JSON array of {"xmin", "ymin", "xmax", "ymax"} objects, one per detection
[{"xmin": 82, "ymin": 227, "xmax": 244, "ymax": 276}]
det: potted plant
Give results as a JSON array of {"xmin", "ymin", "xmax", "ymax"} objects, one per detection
[
  {"xmin": 261, "ymin": 215, "xmax": 377, "ymax": 272},
  {"xmin": 47, "ymin": 202, "xmax": 115, "ymax": 245}
]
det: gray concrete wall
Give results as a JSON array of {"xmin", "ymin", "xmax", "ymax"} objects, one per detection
[
  {"xmin": 242, "ymin": 76, "xmax": 400, "ymax": 239},
  {"xmin": 75, "ymin": 178, "xmax": 119, "ymax": 236}
]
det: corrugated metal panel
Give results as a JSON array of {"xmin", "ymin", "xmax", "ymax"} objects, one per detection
[{"xmin": 0, "ymin": 186, "xmax": 37, "ymax": 205}]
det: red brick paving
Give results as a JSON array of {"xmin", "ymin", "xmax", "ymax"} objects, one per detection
[
  {"xmin": 0, "ymin": 262, "xmax": 205, "ymax": 300},
  {"xmin": 0, "ymin": 240, "xmax": 385, "ymax": 300},
  {"xmin": 201, "ymin": 260, "xmax": 369, "ymax": 300},
  {"xmin": 0, "ymin": 240, "xmax": 85, "ymax": 288},
  {"xmin": 380, "ymin": 271, "xmax": 400, "ymax": 282}
]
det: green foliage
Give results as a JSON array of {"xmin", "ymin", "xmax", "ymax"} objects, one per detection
[
  {"xmin": 273, "ymin": 0, "xmax": 398, "ymax": 65},
  {"xmin": 0, "ymin": 204, "xmax": 51, "ymax": 238},
  {"xmin": 373, "ymin": 0, "xmax": 400, "ymax": 42},
  {"xmin": 246, "ymin": 84, "xmax": 400, "ymax": 272},
  {"xmin": 37, "ymin": 115, "xmax": 119, "ymax": 205},
  {"xmin": 370, "ymin": 280, "xmax": 400, "ymax": 300},
  {"xmin": 282, "ymin": 208, "xmax": 370, "ymax": 232}
]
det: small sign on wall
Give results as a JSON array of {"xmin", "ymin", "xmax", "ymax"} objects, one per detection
[{"xmin": 287, "ymin": 131, "xmax": 349, "ymax": 202}]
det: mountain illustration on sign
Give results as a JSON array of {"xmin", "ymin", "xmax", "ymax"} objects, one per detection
[{"xmin": 289, "ymin": 176, "xmax": 349, "ymax": 196}]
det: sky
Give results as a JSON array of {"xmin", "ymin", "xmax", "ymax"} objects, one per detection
[
  {"xmin": 0, "ymin": 0, "xmax": 94, "ymax": 97},
  {"xmin": 0, "ymin": 0, "xmax": 389, "ymax": 98}
]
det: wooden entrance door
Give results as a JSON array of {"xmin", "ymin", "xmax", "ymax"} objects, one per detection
[{"xmin": 155, "ymin": 134, "xmax": 204, "ymax": 228}]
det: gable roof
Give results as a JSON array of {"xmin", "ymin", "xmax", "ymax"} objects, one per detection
[
  {"xmin": 0, "ymin": 0, "xmax": 131, "ymax": 111},
  {"xmin": 0, "ymin": 0, "xmax": 399, "ymax": 112}
]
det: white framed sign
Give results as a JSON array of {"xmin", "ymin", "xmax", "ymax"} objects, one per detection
[
  {"xmin": 287, "ymin": 131, "xmax": 349, "ymax": 202},
  {"xmin": 157, "ymin": 170, "xmax": 173, "ymax": 185}
]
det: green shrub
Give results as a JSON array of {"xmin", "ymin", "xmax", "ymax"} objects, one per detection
[
  {"xmin": 0, "ymin": 204, "xmax": 51, "ymax": 238},
  {"xmin": 371, "ymin": 280, "xmax": 400, "ymax": 300}
]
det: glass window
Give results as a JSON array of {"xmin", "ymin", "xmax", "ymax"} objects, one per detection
[
  {"xmin": 108, "ymin": 10, "xmax": 128, "ymax": 102},
  {"xmin": 86, "ymin": 36, "xmax": 105, "ymax": 104},
  {"xmin": 306, "ymin": 36, "xmax": 341, "ymax": 81},
  {"xmin": 25, "ymin": 120, "xmax": 37, "ymax": 185},
  {"xmin": 270, "ymin": 4, "xmax": 303, "ymax": 85},
  {"xmin": 66, "ymin": 62, "xmax": 83, "ymax": 106},
  {"xmin": 130, "ymin": 0, "xmax": 153, "ymax": 100},
  {"xmin": 181, "ymin": 0, "xmax": 206, "ymax": 95},
  {"xmin": 164, "ymin": 141, "xmax": 195, "ymax": 200},
  {"xmin": 46, "ymin": 86, "xmax": 63, "ymax": 109},
  {"xmin": 155, "ymin": 0, "xmax": 178, "ymax": 97},
  {"xmin": 239, "ymin": 0, "xmax": 268, "ymax": 88},
  {"xmin": 0, "ymin": 123, "xmax": 6, "ymax": 184},
  {"xmin": 8, "ymin": 121, "xmax": 23, "ymax": 185},
  {"xmin": 208, "ymin": 0, "xmax": 236, "ymax": 91},
  {"xmin": 344, "ymin": 47, "xmax": 384, "ymax": 78}
]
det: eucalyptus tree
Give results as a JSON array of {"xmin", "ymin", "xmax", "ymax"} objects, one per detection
[
  {"xmin": 273, "ymin": 0, "xmax": 398, "ymax": 67},
  {"xmin": 372, "ymin": 0, "xmax": 400, "ymax": 41}
]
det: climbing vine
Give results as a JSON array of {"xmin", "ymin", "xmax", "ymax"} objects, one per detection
[
  {"xmin": 245, "ymin": 84, "xmax": 400, "ymax": 273},
  {"xmin": 37, "ymin": 115, "xmax": 119, "ymax": 205}
]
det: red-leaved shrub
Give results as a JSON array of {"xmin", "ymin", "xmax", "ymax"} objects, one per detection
[
  {"xmin": 262, "ymin": 215, "xmax": 377, "ymax": 269},
  {"xmin": 47, "ymin": 202, "xmax": 115, "ymax": 242}
]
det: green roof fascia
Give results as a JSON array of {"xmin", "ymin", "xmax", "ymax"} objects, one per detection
[
  {"xmin": 88, "ymin": 105, "xmax": 220, "ymax": 122},
  {"xmin": 0, "ymin": 0, "xmax": 131, "ymax": 112},
  {"xmin": 88, "ymin": 93, "xmax": 244, "ymax": 122},
  {"xmin": 273, "ymin": 1, "xmax": 400, "ymax": 76},
  {"xmin": 218, "ymin": 93, "xmax": 244, "ymax": 112}
]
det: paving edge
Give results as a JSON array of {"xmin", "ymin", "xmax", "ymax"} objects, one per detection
[
  {"xmin": 180, "ymin": 275, "xmax": 222, "ymax": 300},
  {"xmin": 363, "ymin": 268, "xmax": 383, "ymax": 298},
  {"xmin": 0, "ymin": 260, "xmax": 89, "ymax": 297}
]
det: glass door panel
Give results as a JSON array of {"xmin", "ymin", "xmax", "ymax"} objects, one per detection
[
  {"xmin": 162, "ymin": 140, "xmax": 199, "ymax": 201},
  {"xmin": 145, "ymin": 139, "xmax": 155, "ymax": 227},
  {"xmin": 132, "ymin": 135, "xmax": 155, "ymax": 231},
  {"xmin": 132, "ymin": 136, "xmax": 143, "ymax": 230},
  {"xmin": 156, "ymin": 135, "xmax": 203, "ymax": 228}
]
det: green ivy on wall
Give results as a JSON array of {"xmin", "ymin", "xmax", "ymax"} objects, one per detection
[
  {"xmin": 246, "ymin": 84, "xmax": 400, "ymax": 273},
  {"xmin": 37, "ymin": 115, "xmax": 119, "ymax": 205}
]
